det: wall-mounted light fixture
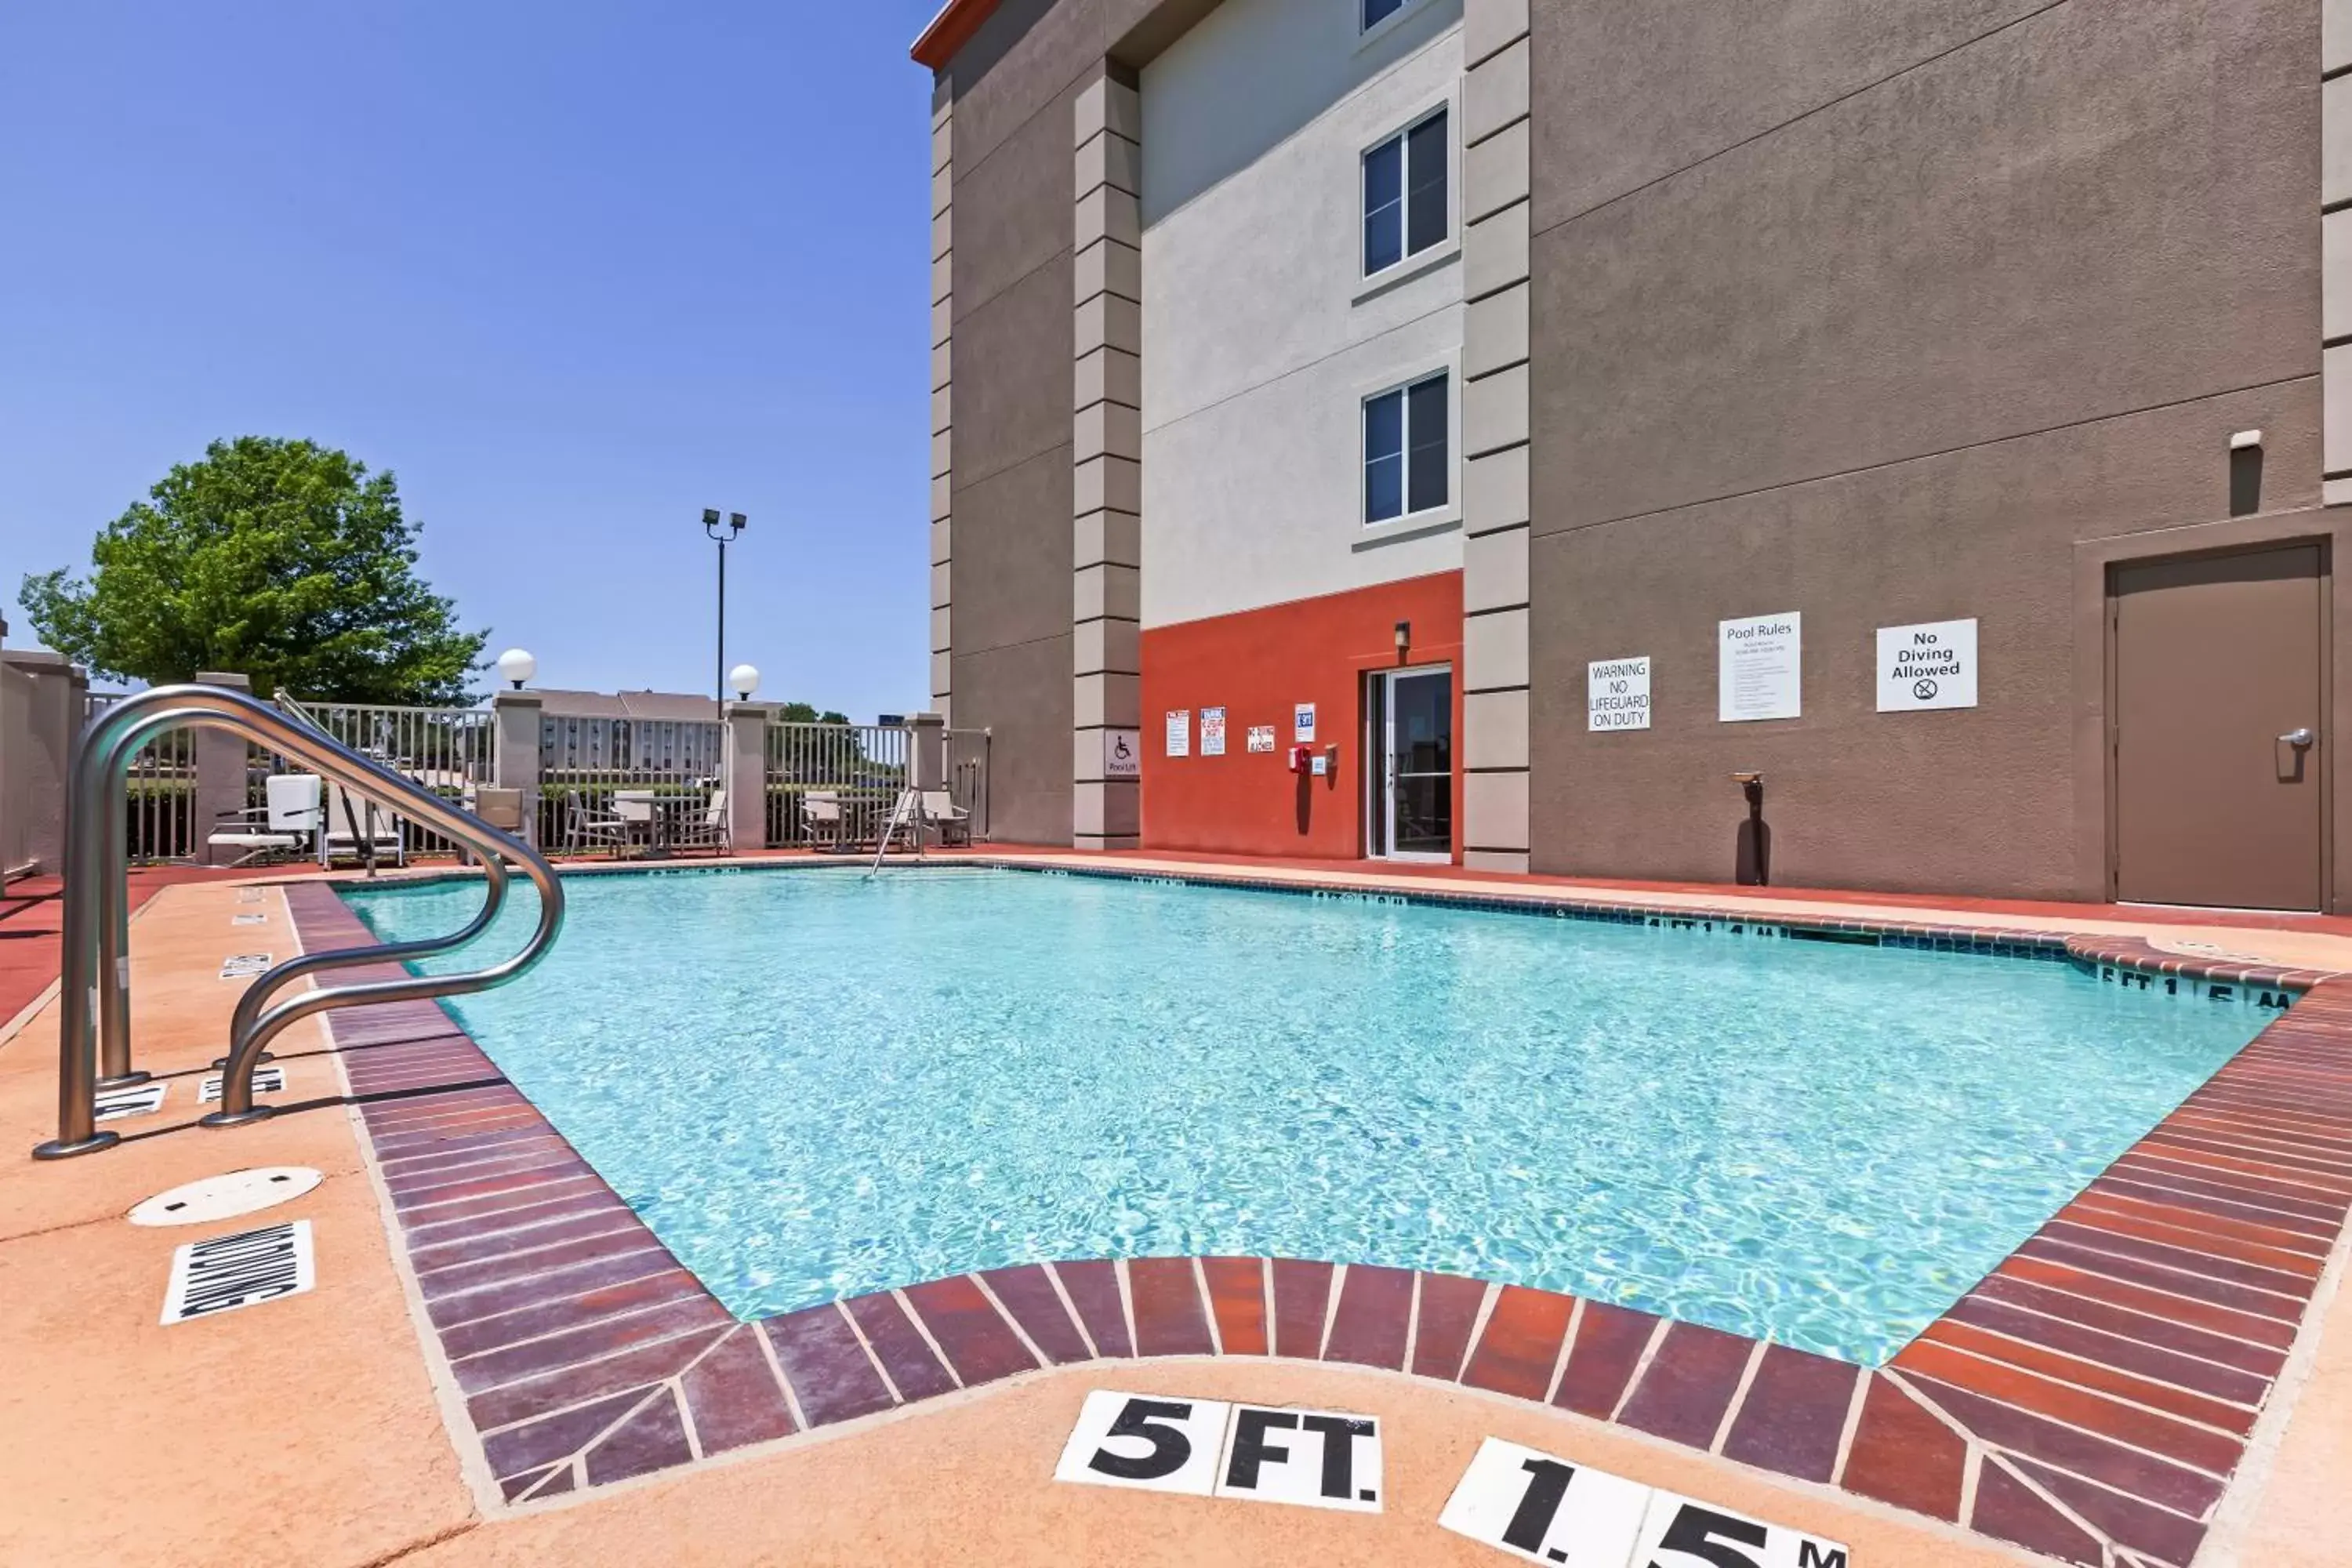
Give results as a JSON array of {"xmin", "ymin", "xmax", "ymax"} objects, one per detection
[{"xmin": 1394, "ymin": 619, "xmax": 1411, "ymax": 661}]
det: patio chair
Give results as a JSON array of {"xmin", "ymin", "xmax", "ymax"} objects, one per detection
[
  {"xmin": 666, "ymin": 789, "xmax": 730, "ymax": 855},
  {"xmin": 207, "ymin": 775, "xmax": 322, "ymax": 867},
  {"xmin": 918, "ymin": 789, "xmax": 972, "ymax": 847},
  {"xmin": 564, "ymin": 790, "xmax": 630, "ymax": 857},
  {"xmin": 800, "ymin": 791, "xmax": 847, "ymax": 851},
  {"xmin": 321, "ymin": 780, "xmax": 407, "ymax": 869}
]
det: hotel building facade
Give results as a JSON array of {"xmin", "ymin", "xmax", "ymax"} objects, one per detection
[{"xmin": 917, "ymin": 0, "xmax": 2352, "ymax": 911}]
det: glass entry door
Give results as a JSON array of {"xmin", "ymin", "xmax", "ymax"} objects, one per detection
[{"xmin": 1374, "ymin": 666, "xmax": 1453, "ymax": 861}]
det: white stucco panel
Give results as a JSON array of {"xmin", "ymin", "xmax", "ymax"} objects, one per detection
[{"xmin": 1141, "ymin": 0, "xmax": 1468, "ymax": 630}]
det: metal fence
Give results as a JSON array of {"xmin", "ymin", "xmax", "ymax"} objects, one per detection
[
  {"xmin": 759, "ymin": 723, "xmax": 991, "ymax": 848},
  {"xmin": 763, "ymin": 722, "xmax": 909, "ymax": 847},
  {"xmin": 539, "ymin": 715, "xmax": 726, "ymax": 851},
  {"xmin": 86, "ymin": 690, "xmax": 199, "ymax": 864},
  {"xmin": 274, "ymin": 699, "xmax": 496, "ymax": 858},
  {"xmin": 80, "ymin": 691, "xmax": 989, "ymax": 865}
]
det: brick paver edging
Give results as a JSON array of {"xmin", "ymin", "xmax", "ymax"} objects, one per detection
[{"xmin": 285, "ymin": 880, "xmax": 2352, "ymax": 1567}]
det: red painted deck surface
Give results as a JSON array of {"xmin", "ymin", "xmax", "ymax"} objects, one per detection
[
  {"xmin": 276, "ymin": 868, "xmax": 2352, "ymax": 1566},
  {"xmin": 0, "ymin": 867, "xmax": 248, "ymax": 1025}
]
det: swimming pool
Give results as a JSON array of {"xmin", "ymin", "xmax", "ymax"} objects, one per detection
[{"xmin": 344, "ymin": 866, "xmax": 2270, "ymax": 1366}]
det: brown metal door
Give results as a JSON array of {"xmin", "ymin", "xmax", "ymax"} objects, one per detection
[{"xmin": 2113, "ymin": 544, "xmax": 2325, "ymax": 909}]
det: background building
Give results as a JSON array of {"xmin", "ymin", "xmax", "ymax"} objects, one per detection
[{"xmin": 918, "ymin": 0, "xmax": 2352, "ymax": 911}]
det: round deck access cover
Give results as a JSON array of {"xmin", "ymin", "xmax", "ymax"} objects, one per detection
[{"xmin": 129, "ymin": 1167, "xmax": 321, "ymax": 1227}]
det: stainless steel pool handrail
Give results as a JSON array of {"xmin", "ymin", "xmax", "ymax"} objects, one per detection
[{"xmin": 35, "ymin": 684, "xmax": 566, "ymax": 1160}]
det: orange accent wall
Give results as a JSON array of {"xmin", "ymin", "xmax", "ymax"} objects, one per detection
[{"xmin": 1139, "ymin": 572, "xmax": 1465, "ymax": 860}]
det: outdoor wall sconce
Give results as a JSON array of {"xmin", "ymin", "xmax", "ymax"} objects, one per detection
[
  {"xmin": 1395, "ymin": 620, "xmax": 1412, "ymax": 661},
  {"xmin": 496, "ymin": 648, "xmax": 537, "ymax": 691}
]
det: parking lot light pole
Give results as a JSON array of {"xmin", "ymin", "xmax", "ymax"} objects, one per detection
[{"xmin": 702, "ymin": 509, "xmax": 746, "ymax": 706}]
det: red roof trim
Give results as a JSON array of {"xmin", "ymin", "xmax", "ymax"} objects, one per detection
[{"xmin": 910, "ymin": 0, "xmax": 1004, "ymax": 69}]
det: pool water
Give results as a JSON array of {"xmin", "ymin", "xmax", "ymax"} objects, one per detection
[{"xmin": 344, "ymin": 867, "xmax": 2267, "ymax": 1365}]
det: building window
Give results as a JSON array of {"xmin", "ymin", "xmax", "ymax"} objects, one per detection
[
  {"xmin": 1363, "ymin": 107, "xmax": 1448, "ymax": 277},
  {"xmin": 1362, "ymin": 0, "xmax": 1410, "ymax": 29},
  {"xmin": 1365, "ymin": 372, "xmax": 1449, "ymax": 525}
]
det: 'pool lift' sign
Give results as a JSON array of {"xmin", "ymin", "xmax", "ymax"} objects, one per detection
[{"xmin": 1876, "ymin": 617, "xmax": 1977, "ymax": 712}]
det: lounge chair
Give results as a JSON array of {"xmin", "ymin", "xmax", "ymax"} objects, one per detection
[
  {"xmin": 800, "ymin": 791, "xmax": 847, "ymax": 851},
  {"xmin": 667, "ymin": 789, "xmax": 730, "ymax": 855},
  {"xmin": 207, "ymin": 775, "xmax": 322, "ymax": 866},
  {"xmin": 919, "ymin": 789, "xmax": 972, "ymax": 847},
  {"xmin": 321, "ymin": 780, "xmax": 406, "ymax": 869},
  {"xmin": 564, "ymin": 790, "xmax": 630, "ymax": 857},
  {"xmin": 457, "ymin": 786, "xmax": 528, "ymax": 865}
]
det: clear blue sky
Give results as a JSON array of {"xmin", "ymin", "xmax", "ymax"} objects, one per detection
[{"xmin": 0, "ymin": 2, "xmax": 943, "ymax": 721}]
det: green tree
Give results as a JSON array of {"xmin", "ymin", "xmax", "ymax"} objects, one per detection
[
  {"xmin": 20, "ymin": 436, "xmax": 487, "ymax": 705},
  {"xmin": 779, "ymin": 701, "xmax": 852, "ymax": 726}
]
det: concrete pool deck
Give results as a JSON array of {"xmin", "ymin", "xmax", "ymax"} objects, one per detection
[{"xmin": 2, "ymin": 858, "xmax": 2349, "ymax": 1566}]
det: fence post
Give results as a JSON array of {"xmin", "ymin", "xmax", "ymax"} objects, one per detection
[
  {"xmin": 191, "ymin": 670, "xmax": 252, "ymax": 865},
  {"xmin": 491, "ymin": 692, "xmax": 543, "ymax": 845},
  {"xmin": 0, "ymin": 649, "xmax": 82, "ymax": 877},
  {"xmin": 909, "ymin": 712, "xmax": 946, "ymax": 793},
  {"xmin": 724, "ymin": 702, "xmax": 771, "ymax": 853}
]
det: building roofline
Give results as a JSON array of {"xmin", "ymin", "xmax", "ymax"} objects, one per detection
[{"xmin": 909, "ymin": 0, "xmax": 1000, "ymax": 69}]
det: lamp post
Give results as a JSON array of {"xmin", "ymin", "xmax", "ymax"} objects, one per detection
[{"xmin": 702, "ymin": 509, "xmax": 747, "ymax": 707}]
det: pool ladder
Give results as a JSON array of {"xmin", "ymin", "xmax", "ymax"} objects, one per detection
[
  {"xmin": 865, "ymin": 789, "xmax": 926, "ymax": 876},
  {"xmin": 34, "ymin": 684, "xmax": 568, "ymax": 1159}
]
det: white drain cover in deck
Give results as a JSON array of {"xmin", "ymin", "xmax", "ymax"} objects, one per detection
[{"xmin": 129, "ymin": 1167, "xmax": 321, "ymax": 1227}]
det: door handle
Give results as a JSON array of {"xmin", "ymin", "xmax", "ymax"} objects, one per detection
[{"xmin": 2281, "ymin": 728, "xmax": 2316, "ymax": 748}]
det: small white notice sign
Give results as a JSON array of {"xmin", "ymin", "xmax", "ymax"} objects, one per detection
[
  {"xmin": 1213, "ymin": 1403, "xmax": 1384, "ymax": 1513},
  {"xmin": 1165, "ymin": 710, "xmax": 1190, "ymax": 757},
  {"xmin": 1054, "ymin": 1390, "xmax": 1232, "ymax": 1497},
  {"xmin": 1719, "ymin": 613, "xmax": 1802, "ymax": 723},
  {"xmin": 1294, "ymin": 703, "xmax": 1317, "ymax": 743},
  {"xmin": 1201, "ymin": 706, "xmax": 1228, "ymax": 757},
  {"xmin": 1103, "ymin": 729, "xmax": 1141, "ymax": 779},
  {"xmin": 1631, "ymin": 1489, "xmax": 1850, "ymax": 1568},
  {"xmin": 1877, "ymin": 617, "xmax": 1978, "ymax": 712},
  {"xmin": 1247, "ymin": 724, "xmax": 1276, "ymax": 753},
  {"xmin": 1438, "ymin": 1438, "xmax": 1651, "ymax": 1566},
  {"xmin": 1588, "ymin": 656, "xmax": 1652, "ymax": 732}
]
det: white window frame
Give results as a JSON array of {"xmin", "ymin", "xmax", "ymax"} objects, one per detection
[
  {"xmin": 1357, "ymin": 355, "xmax": 1461, "ymax": 539},
  {"xmin": 1357, "ymin": 98, "xmax": 1458, "ymax": 293},
  {"xmin": 1358, "ymin": 0, "xmax": 1437, "ymax": 49}
]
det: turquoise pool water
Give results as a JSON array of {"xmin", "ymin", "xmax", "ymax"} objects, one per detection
[{"xmin": 343, "ymin": 867, "xmax": 2268, "ymax": 1365}]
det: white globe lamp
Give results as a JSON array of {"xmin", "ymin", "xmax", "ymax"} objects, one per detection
[
  {"xmin": 728, "ymin": 662, "xmax": 760, "ymax": 701},
  {"xmin": 495, "ymin": 648, "xmax": 537, "ymax": 690}
]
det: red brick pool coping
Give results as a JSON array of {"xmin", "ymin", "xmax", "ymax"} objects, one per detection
[{"xmin": 285, "ymin": 872, "xmax": 2352, "ymax": 1568}]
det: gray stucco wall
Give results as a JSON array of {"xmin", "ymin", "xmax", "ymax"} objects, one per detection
[
  {"xmin": 1525, "ymin": 0, "xmax": 2325, "ymax": 896},
  {"xmin": 942, "ymin": 0, "xmax": 1104, "ymax": 846}
]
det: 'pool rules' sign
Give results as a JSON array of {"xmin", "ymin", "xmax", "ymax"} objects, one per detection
[
  {"xmin": 1877, "ymin": 618, "xmax": 1978, "ymax": 712},
  {"xmin": 1719, "ymin": 613, "xmax": 1802, "ymax": 723},
  {"xmin": 1166, "ymin": 710, "xmax": 1190, "ymax": 757},
  {"xmin": 1588, "ymin": 656, "xmax": 1651, "ymax": 731}
]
